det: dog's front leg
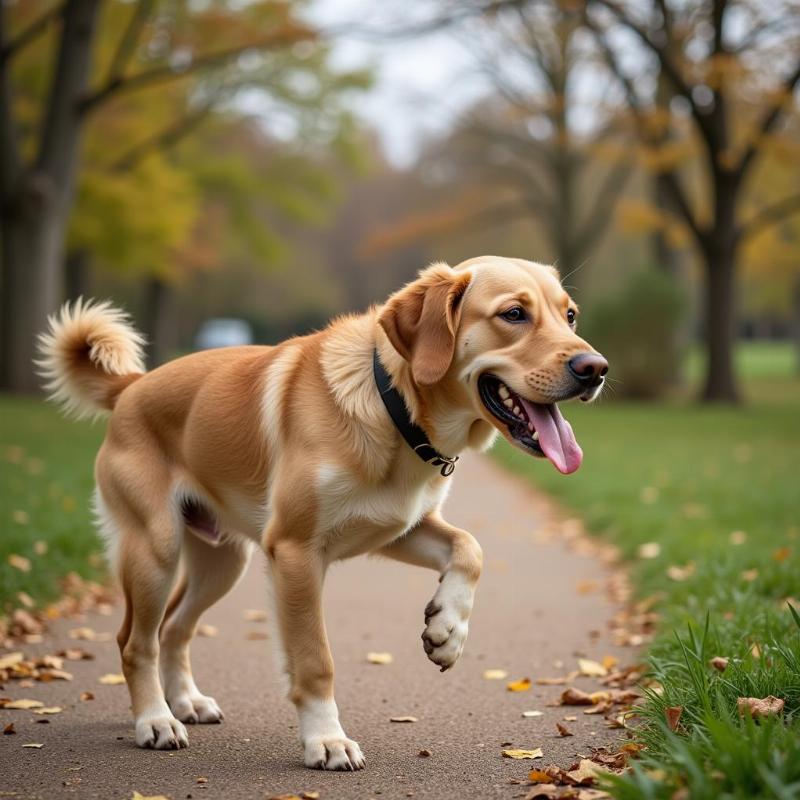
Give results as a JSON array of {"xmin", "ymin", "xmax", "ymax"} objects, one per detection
[
  {"xmin": 267, "ymin": 537, "xmax": 364, "ymax": 771},
  {"xmin": 379, "ymin": 513, "xmax": 482, "ymax": 671}
]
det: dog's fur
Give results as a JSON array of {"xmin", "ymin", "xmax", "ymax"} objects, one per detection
[{"xmin": 38, "ymin": 256, "xmax": 605, "ymax": 770}]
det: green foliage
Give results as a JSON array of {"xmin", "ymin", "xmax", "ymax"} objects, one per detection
[
  {"xmin": 494, "ymin": 348, "xmax": 800, "ymax": 798},
  {"xmin": 580, "ymin": 267, "xmax": 686, "ymax": 399}
]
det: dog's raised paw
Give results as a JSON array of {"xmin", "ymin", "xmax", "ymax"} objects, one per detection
[
  {"xmin": 304, "ymin": 737, "xmax": 365, "ymax": 771},
  {"xmin": 168, "ymin": 692, "xmax": 224, "ymax": 724},
  {"xmin": 135, "ymin": 711, "xmax": 189, "ymax": 750},
  {"xmin": 421, "ymin": 573, "xmax": 474, "ymax": 671}
]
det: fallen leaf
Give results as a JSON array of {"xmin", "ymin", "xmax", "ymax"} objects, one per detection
[
  {"xmin": 637, "ymin": 542, "xmax": 661, "ymax": 559},
  {"xmin": 12, "ymin": 510, "xmax": 30, "ymax": 525},
  {"xmin": 17, "ymin": 590, "xmax": 34, "ymax": 608},
  {"xmin": 502, "ymin": 748, "xmax": 543, "ymax": 760},
  {"xmin": 750, "ymin": 643, "xmax": 762, "ymax": 659},
  {"xmin": 666, "ymin": 563, "xmax": 695, "ymax": 582},
  {"xmin": 560, "ymin": 688, "xmax": 593, "ymax": 706},
  {"xmin": 522, "ymin": 710, "xmax": 544, "ymax": 718},
  {"xmin": 389, "ymin": 716, "xmax": 418, "ymax": 723},
  {"xmin": 32, "ymin": 707, "xmax": 63, "ymax": 715},
  {"xmin": 528, "ymin": 769, "xmax": 555, "ymax": 784},
  {"xmin": 22, "ymin": 743, "xmax": 44, "ymax": 749},
  {"xmin": 709, "ymin": 656, "xmax": 729, "ymax": 672},
  {"xmin": 523, "ymin": 787, "xmax": 560, "ymax": 800},
  {"xmin": 563, "ymin": 715, "xmax": 577, "ymax": 721},
  {"xmin": 99, "ymin": 673, "xmax": 126, "ymax": 685},
  {"xmin": 7, "ymin": 554, "xmax": 31, "ymax": 573},
  {"xmin": 741, "ymin": 568, "xmax": 759, "ymax": 582},
  {"xmin": 418, "ymin": 749, "xmax": 432, "ymax": 757},
  {"xmin": 665, "ymin": 706, "xmax": 683, "ymax": 731},
  {"xmin": 196, "ymin": 624, "xmax": 218, "ymax": 638},
  {"xmin": 3, "ymin": 723, "xmax": 15, "ymax": 735},
  {"xmin": 566, "ymin": 759, "xmax": 607, "ymax": 785},
  {"xmin": 773, "ymin": 546, "xmax": 791, "ymax": 562},
  {"xmin": 601, "ymin": 655, "xmax": 619, "ymax": 671},
  {"xmin": 737, "ymin": 696, "xmax": 784, "ymax": 719},
  {"xmin": 37, "ymin": 668, "xmax": 73, "ymax": 681},
  {"xmin": 300, "ymin": 793, "xmax": 320, "ymax": 800},
  {"xmin": 69, "ymin": 627, "xmax": 112, "ymax": 642},
  {"xmin": 507, "ymin": 677, "xmax": 532, "ymax": 692},
  {"xmin": 243, "ymin": 609, "xmax": 268, "ymax": 622},
  {"xmin": 4, "ymin": 699, "xmax": 44, "ymax": 710},
  {"xmin": 0, "ymin": 652, "xmax": 24, "ymax": 670},
  {"xmin": 131, "ymin": 793, "xmax": 170, "ymax": 800},
  {"xmin": 729, "ymin": 530, "xmax": 747, "ymax": 545},
  {"xmin": 576, "ymin": 580, "xmax": 600, "ymax": 594},
  {"xmin": 57, "ymin": 648, "xmax": 94, "ymax": 661},
  {"xmin": 482, "ymin": 669, "xmax": 508, "ymax": 680},
  {"xmin": 366, "ymin": 652, "xmax": 393, "ymax": 665},
  {"xmin": 79, "ymin": 691, "xmax": 94, "ymax": 701},
  {"xmin": 33, "ymin": 541, "xmax": 48, "ymax": 555},
  {"xmin": 583, "ymin": 701, "xmax": 612, "ymax": 715},
  {"xmin": 555, "ymin": 723, "xmax": 573, "ymax": 737},
  {"xmin": 196, "ymin": 777, "xmax": 208, "ymax": 784},
  {"xmin": 578, "ymin": 659, "xmax": 608, "ymax": 677}
]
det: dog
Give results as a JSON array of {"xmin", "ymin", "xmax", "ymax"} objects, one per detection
[{"xmin": 38, "ymin": 256, "xmax": 607, "ymax": 771}]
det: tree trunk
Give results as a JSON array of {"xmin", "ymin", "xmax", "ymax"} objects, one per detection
[
  {"xmin": 64, "ymin": 248, "xmax": 91, "ymax": 301},
  {"xmin": 142, "ymin": 277, "xmax": 177, "ymax": 367},
  {"xmin": 700, "ymin": 244, "xmax": 739, "ymax": 403},
  {"xmin": 0, "ymin": 0, "xmax": 100, "ymax": 393}
]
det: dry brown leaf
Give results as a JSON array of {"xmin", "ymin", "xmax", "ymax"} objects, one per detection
[
  {"xmin": 37, "ymin": 668, "xmax": 73, "ymax": 681},
  {"xmin": 555, "ymin": 723, "xmax": 573, "ymax": 737},
  {"xmin": 566, "ymin": 759, "xmax": 607, "ymax": 785},
  {"xmin": 4, "ymin": 698, "xmax": 44, "ymax": 710},
  {"xmin": 507, "ymin": 677, "xmax": 532, "ymax": 692},
  {"xmin": 666, "ymin": 563, "xmax": 695, "ymax": 582},
  {"xmin": 196, "ymin": 777, "xmax": 208, "ymax": 784},
  {"xmin": 665, "ymin": 706, "xmax": 683, "ymax": 731},
  {"xmin": 57, "ymin": 648, "xmax": 94, "ymax": 661},
  {"xmin": 243, "ymin": 609, "xmax": 268, "ymax": 622},
  {"xmin": 736, "ymin": 696, "xmax": 784, "ymax": 719},
  {"xmin": 17, "ymin": 590, "xmax": 34, "ymax": 608},
  {"xmin": 729, "ymin": 530, "xmax": 747, "ymax": 545},
  {"xmin": 528, "ymin": 769, "xmax": 555, "ymax": 784},
  {"xmin": 69, "ymin": 627, "xmax": 112, "ymax": 642},
  {"xmin": 80, "ymin": 691, "xmax": 94, "ymax": 702},
  {"xmin": 300, "ymin": 793, "xmax": 320, "ymax": 800},
  {"xmin": 0, "ymin": 652, "xmax": 24, "ymax": 670},
  {"xmin": 7, "ymin": 554, "xmax": 31, "ymax": 573},
  {"xmin": 418, "ymin": 749, "xmax": 432, "ymax": 757},
  {"xmin": 578, "ymin": 658, "xmax": 608, "ymax": 677},
  {"xmin": 583, "ymin": 701, "xmax": 613, "ymax": 715},
  {"xmin": 750, "ymin": 643, "xmax": 761, "ymax": 659},
  {"xmin": 601, "ymin": 655, "xmax": 619, "ymax": 671},
  {"xmin": 482, "ymin": 669, "xmax": 508, "ymax": 680},
  {"xmin": 22, "ymin": 742, "xmax": 44, "ymax": 748},
  {"xmin": 99, "ymin": 673, "xmax": 126, "ymax": 685},
  {"xmin": 131, "ymin": 793, "xmax": 170, "ymax": 800},
  {"xmin": 366, "ymin": 652, "xmax": 393, "ymax": 665},
  {"xmin": 32, "ymin": 707, "xmax": 63, "ymax": 715},
  {"xmin": 637, "ymin": 542, "xmax": 661, "ymax": 559},
  {"xmin": 709, "ymin": 656, "xmax": 729, "ymax": 672},
  {"xmin": 502, "ymin": 748, "xmax": 544, "ymax": 759},
  {"xmin": 196, "ymin": 624, "xmax": 218, "ymax": 638},
  {"xmin": 772, "ymin": 546, "xmax": 792, "ymax": 562},
  {"xmin": 389, "ymin": 715, "xmax": 418, "ymax": 723},
  {"xmin": 522, "ymin": 710, "xmax": 544, "ymax": 718},
  {"xmin": 560, "ymin": 687, "xmax": 594, "ymax": 706},
  {"xmin": 3, "ymin": 723, "xmax": 15, "ymax": 735}
]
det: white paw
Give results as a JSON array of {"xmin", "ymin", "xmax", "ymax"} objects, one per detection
[
  {"xmin": 135, "ymin": 709, "xmax": 189, "ymax": 750},
  {"xmin": 422, "ymin": 573, "xmax": 474, "ymax": 671},
  {"xmin": 304, "ymin": 737, "xmax": 365, "ymax": 771},
  {"xmin": 168, "ymin": 691, "xmax": 224, "ymax": 724}
]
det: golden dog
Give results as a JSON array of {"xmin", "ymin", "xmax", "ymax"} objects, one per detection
[{"xmin": 38, "ymin": 256, "xmax": 607, "ymax": 770}]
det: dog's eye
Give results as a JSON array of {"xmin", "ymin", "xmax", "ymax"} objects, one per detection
[
  {"xmin": 567, "ymin": 309, "xmax": 576, "ymax": 326},
  {"xmin": 500, "ymin": 306, "xmax": 527, "ymax": 323}
]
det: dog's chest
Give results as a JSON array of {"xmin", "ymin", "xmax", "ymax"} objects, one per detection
[{"xmin": 314, "ymin": 461, "xmax": 448, "ymax": 560}]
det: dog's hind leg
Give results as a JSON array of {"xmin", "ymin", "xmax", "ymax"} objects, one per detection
[
  {"xmin": 114, "ymin": 508, "xmax": 187, "ymax": 749},
  {"xmin": 160, "ymin": 532, "xmax": 253, "ymax": 724}
]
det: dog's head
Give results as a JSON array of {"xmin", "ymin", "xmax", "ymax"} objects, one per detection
[{"xmin": 378, "ymin": 257, "xmax": 608, "ymax": 474}]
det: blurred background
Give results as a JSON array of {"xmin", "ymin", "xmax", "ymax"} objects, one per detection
[{"xmin": 1, "ymin": 0, "xmax": 799, "ymax": 404}]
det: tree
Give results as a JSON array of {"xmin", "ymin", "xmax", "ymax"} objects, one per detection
[
  {"xmin": 0, "ymin": 0, "xmax": 362, "ymax": 392},
  {"xmin": 584, "ymin": 0, "xmax": 800, "ymax": 402}
]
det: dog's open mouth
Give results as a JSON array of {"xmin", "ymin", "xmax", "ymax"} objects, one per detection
[{"xmin": 478, "ymin": 375, "xmax": 583, "ymax": 474}]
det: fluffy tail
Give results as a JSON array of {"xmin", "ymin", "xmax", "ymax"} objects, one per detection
[{"xmin": 37, "ymin": 299, "xmax": 146, "ymax": 418}]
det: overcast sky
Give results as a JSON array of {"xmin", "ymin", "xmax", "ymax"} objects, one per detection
[{"xmin": 308, "ymin": 0, "xmax": 490, "ymax": 166}]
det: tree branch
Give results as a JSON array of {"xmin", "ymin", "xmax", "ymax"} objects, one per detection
[
  {"xmin": 738, "ymin": 192, "xmax": 800, "ymax": 242},
  {"xmin": 0, "ymin": 6, "xmax": 23, "ymax": 195},
  {"xmin": 105, "ymin": 0, "xmax": 154, "ymax": 86},
  {"xmin": 0, "ymin": 2, "xmax": 64, "ymax": 65},
  {"xmin": 81, "ymin": 23, "xmax": 316, "ymax": 114}
]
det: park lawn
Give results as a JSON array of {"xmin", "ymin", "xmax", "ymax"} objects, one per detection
[
  {"xmin": 494, "ymin": 345, "xmax": 800, "ymax": 799},
  {"xmin": 0, "ymin": 396, "xmax": 104, "ymax": 613}
]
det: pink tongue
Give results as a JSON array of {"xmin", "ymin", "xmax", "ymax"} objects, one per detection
[{"xmin": 519, "ymin": 399, "xmax": 583, "ymax": 474}]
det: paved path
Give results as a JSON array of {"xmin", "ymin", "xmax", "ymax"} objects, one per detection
[{"xmin": 1, "ymin": 455, "xmax": 628, "ymax": 800}]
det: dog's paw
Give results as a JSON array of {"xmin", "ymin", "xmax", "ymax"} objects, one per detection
[
  {"xmin": 304, "ymin": 737, "xmax": 365, "ymax": 771},
  {"xmin": 168, "ymin": 691, "xmax": 224, "ymax": 724},
  {"xmin": 421, "ymin": 572, "xmax": 474, "ymax": 671},
  {"xmin": 134, "ymin": 710, "xmax": 189, "ymax": 750}
]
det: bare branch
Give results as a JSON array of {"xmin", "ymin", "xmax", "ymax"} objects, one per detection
[
  {"xmin": 81, "ymin": 24, "xmax": 316, "ymax": 114},
  {"xmin": 105, "ymin": 0, "xmax": 155, "ymax": 86},
  {"xmin": 0, "ymin": 2, "xmax": 64, "ymax": 64},
  {"xmin": 739, "ymin": 192, "xmax": 800, "ymax": 242}
]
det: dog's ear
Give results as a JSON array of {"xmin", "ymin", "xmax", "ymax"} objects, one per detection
[{"xmin": 378, "ymin": 263, "xmax": 472, "ymax": 386}]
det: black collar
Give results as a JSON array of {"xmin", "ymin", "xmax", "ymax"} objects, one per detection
[{"xmin": 373, "ymin": 349, "xmax": 459, "ymax": 477}]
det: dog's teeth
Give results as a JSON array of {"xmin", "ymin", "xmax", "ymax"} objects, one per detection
[
  {"xmin": 498, "ymin": 385, "xmax": 510, "ymax": 400},
  {"xmin": 532, "ymin": 431, "xmax": 539, "ymax": 441},
  {"xmin": 503, "ymin": 398, "xmax": 513, "ymax": 409},
  {"xmin": 513, "ymin": 405, "xmax": 520, "ymax": 415}
]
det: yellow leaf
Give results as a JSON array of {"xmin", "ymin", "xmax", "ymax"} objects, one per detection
[
  {"xmin": 0, "ymin": 652, "xmax": 24, "ymax": 670},
  {"xmin": 99, "ymin": 673, "xmax": 126, "ymax": 685},
  {"xmin": 4, "ymin": 699, "xmax": 44, "ymax": 710},
  {"xmin": 502, "ymin": 748, "xmax": 543, "ymax": 759},
  {"xmin": 506, "ymin": 677, "xmax": 532, "ymax": 692},
  {"xmin": 389, "ymin": 716, "xmax": 418, "ymax": 723},
  {"xmin": 131, "ymin": 793, "xmax": 171, "ymax": 800},
  {"xmin": 528, "ymin": 769, "xmax": 554, "ymax": 783},
  {"xmin": 578, "ymin": 659, "xmax": 607, "ymax": 677},
  {"xmin": 32, "ymin": 707, "xmax": 63, "ymax": 715},
  {"xmin": 482, "ymin": 669, "xmax": 508, "ymax": 680},
  {"xmin": 366, "ymin": 652, "xmax": 393, "ymax": 665}
]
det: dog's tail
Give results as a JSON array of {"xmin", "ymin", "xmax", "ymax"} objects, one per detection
[{"xmin": 37, "ymin": 298, "xmax": 146, "ymax": 418}]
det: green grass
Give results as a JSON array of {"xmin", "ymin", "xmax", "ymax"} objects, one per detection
[
  {"xmin": 0, "ymin": 396, "xmax": 104, "ymax": 613},
  {"xmin": 494, "ymin": 341, "xmax": 800, "ymax": 798}
]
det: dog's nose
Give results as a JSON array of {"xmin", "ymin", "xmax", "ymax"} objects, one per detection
[{"xmin": 568, "ymin": 352, "xmax": 608, "ymax": 386}]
